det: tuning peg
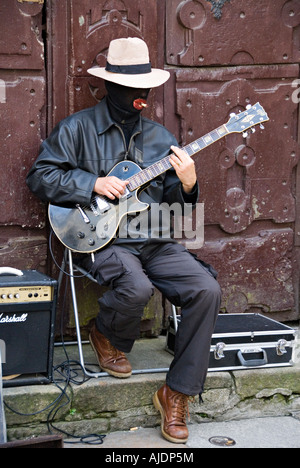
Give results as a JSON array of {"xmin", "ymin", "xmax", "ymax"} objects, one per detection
[
  {"xmin": 242, "ymin": 131, "xmax": 248, "ymax": 138},
  {"xmin": 230, "ymin": 113, "xmax": 236, "ymax": 118},
  {"xmin": 251, "ymin": 127, "xmax": 256, "ymax": 133},
  {"xmin": 246, "ymin": 104, "xmax": 252, "ymax": 110},
  {"xmin": 260, "ymin": 123, "xmax": 265, "ymax": 130}
]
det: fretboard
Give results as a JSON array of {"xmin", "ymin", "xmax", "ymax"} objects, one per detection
[{"xmin": 127, "ymin": 123, "xmax": 229, "ymax": 191}]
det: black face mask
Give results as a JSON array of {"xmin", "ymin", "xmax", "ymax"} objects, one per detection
[{"xmin": 105, "ymin": 81, "xmax": 150, "ymax": 124}]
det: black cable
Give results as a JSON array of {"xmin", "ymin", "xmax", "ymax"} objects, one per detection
[
  {"xmin": 46, "ymin": 359, "xmax": 106, "ymax": 445},
  {"xmin": 46, "ymin": 272, "xmax": 106, "ymax": 445},
  {"xmin": 3, "ymin": 259, "xmax": 106, "ymax": 446},
  {"xmin": 48, "ymin": 229, "xmax": 93, "ymax": 278}
]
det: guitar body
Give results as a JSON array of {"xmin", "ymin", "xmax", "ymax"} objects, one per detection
[{"xmin": 48, "ymin": 161, "xmax": 149, "ymax": 253}]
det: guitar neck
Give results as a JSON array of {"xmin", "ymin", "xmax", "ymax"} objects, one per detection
[{"xmin": 127, "ymin": 123, "xmax": 229, "ymax": 191}]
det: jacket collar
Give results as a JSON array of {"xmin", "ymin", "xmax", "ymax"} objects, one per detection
[{"xmin": 94, "ymin": 97, "xmax": 143, "ymax": 135}]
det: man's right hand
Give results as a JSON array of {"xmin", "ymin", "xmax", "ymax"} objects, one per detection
[{"xmin": 93, "ymin": 176, "xmax": 128, "ymax": 200}]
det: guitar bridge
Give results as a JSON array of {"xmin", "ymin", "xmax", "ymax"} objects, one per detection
[{"xmin": 90, "ymin": 195, "xmax": 111, "ymax": 215}]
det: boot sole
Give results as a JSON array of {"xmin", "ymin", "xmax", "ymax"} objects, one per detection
[
  {"xmin": 153, "ymin": 391, "xmax": 188, "ymax": 444},
  {"xmin": 89, "ymin": 333, "xmax": 132, "ymax": 379}
]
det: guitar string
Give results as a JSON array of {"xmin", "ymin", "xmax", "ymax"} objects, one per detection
[{"xmin": 88, "ymin": 104, "xmax": 267, "ymax": 210}]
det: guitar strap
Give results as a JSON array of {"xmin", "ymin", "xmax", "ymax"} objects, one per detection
[{"xmin": 132, "ymin": 131, "xmax": 144, "ymax": 165}]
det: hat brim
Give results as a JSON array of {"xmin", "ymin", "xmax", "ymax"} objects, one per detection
[{"xmin": 87, "ymin": 66, "xmax": 170, "ymax": 88}]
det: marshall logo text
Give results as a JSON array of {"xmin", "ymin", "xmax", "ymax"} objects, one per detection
[{"xmin": 0, "ymin": 313, "xmax": 28, "ymax": 324}]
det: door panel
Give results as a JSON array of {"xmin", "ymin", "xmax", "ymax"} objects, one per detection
[
  {"xmin": 164, "ymin": 1, "xmax": 300, "ymax": 321},
  {"xmin": 166, "ymin": 0, "xmax": 300, "ymax": 66},
  {"xmin": 46, "ymin": 0, "xmax": 300, "ymax": 322},
  {"xmin": 0, "ymin": 0, "xmax": 47, "ymax": 272},
  {"xmin": 48, "ymin": 0, "xmax": 164, "ymax": 129}
]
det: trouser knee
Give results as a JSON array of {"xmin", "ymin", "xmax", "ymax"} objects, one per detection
[{"xmin": 117, "ymin": 279, "xmax": 154, "ymax": 307}]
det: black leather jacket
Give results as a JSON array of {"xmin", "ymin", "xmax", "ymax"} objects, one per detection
[{"xmin": 26, "ymin": 97, "xmax": 198, "ymax": 246}]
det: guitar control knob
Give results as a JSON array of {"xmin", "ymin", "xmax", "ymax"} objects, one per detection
[
  {"xmin": 77, "ymin": 231, "xmax": 85, "ymax": 238},
  {"xmin": 90, "ymin": 224, "xmax": 96, "ymax": 231},
  {"xmin": 88, "ymin": 238, "xmax": 95, "ymax": 246}
]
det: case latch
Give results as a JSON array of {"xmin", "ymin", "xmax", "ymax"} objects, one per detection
[
  {"xmin": 214, "ymin": 342, "xmax": 226, "ymax": 360},
  {"xmin": 276, "ymin": 339, "xmax": 288, "ymax": 356}
]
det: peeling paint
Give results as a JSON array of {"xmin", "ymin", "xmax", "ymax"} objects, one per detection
[
  {"xmin": 252, "ymin": 196, "xmax": 262, "ymax": 219},
  {"xmin": 0, "ymin": 80, "xmax": 6, "ymax": 104},
  {"xmin": 18, "ymin": 0, "xmax": 44, "ymax": 3}
]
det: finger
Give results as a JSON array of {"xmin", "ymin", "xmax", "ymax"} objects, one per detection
[
  {"xmin": 169, "ymin": 161, "xmax": 183, "ymax": 179},
  {"xmin": 108, "ymin": 185, "xmax": 126, "ymax": 199},
  {"xmin": 171, "ymin": 145, "xmax": 188, "ymax": 162},
  {"xmin": 112, "ymin": 183, "xmax": 126, "ymax": 195},
  {"xmin": 113, "ymin": 177, "xmax": 130, "ymax": 191},
  {"xmin": 104, "ymin": 188, "xmax": 116, "ymax": 200},
  {"xmin": 170, "ymin": 154, "xmax": 184, "ymax": 169},
  {"xmin": 105, "ymin": 178, "xmax": 128, "ymax": 198}
]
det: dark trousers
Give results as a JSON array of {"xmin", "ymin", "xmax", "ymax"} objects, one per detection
[{"xmin": 84, "ymin": 242, "xmax": 222, "ymax": 396}]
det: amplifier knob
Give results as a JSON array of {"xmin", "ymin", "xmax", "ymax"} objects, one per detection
[
  {"xmin": 1, "ymin": 294, "xmax": 6, "ymax": 299},
  {"xmin": 8, "ymin": 294, "xmax": 13, "ymax": 299},
  {"xmin": 15, "ymin": 293, "xmax": 20, "ymax": 299}
]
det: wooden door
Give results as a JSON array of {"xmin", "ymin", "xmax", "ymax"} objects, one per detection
[{"xmin": 1, "ymin": 0, "xmax": 299, "ymax": 325}]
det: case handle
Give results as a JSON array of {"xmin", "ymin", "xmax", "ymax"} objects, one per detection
[
  {"xmin": 0, "ymin": 267, "xmax": 23, "ymax": 276},
  {"xmin": 237, "ymin": 348, "xmax": 268, "ymax": 367}
]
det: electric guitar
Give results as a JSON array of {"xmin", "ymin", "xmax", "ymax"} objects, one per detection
[{"xmin": 48, "ymin": 103, "xmax": 269, "ymax": 253}]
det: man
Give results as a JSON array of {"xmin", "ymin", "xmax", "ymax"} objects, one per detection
[{"xmin": 26, "ymin": 37, "xmax": 221, "ymax": 444}]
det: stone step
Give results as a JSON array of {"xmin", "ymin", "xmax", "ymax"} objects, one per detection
[{"xmin": 3, "ymin": 335, "xmax": 300, "ymax": 442}]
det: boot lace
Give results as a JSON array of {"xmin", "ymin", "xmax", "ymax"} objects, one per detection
[
  {"xmin": 170, "ymin": 392, "xmax": 190, "ymax": 426},
  {"xmin": 104, "ymin": 337, "xmax": 126, "ymax": 363}
]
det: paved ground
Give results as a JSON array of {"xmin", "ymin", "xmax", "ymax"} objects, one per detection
[
  {"xmin": 65, "ymin": 415, "xmax": 300, "ymax": 449},
  {"xmin": 3, "ymin": 326, "xmax": 299, "ymax": 449}
]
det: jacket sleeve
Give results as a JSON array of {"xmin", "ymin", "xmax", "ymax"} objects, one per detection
[
  {"xmin": 26, "ymin": 120, "xmax": 98, "ymax": 205},
  {"xmin": 162, "ymin": 145, "xmax": 199, "ymax": 208},
  {"xmin": 163, "ymin": 169, "xmax": 199, "ymax": 207}
]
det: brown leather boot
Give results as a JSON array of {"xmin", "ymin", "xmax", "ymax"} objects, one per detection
[
  {"xmin": 89, "ymin": 324, "xmax": 132, "ymax": 378},
  {"xmin": 153, "ymin": 383, "xmax": 189, "ymax": 444}
]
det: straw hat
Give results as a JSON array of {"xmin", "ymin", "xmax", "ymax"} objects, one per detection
[{"xmin": 87, "ymin": 37, "xmax": 170, "ymax": 89}]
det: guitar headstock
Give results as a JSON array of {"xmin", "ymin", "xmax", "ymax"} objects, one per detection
[{"xmin": 226, "ymin": 102, "xmax": 269, "ymax": 137}]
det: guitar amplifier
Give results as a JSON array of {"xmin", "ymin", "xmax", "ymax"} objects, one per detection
[{"xmin": 0, "ymin": 269, "xmax": 57, "ymax": 387}]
